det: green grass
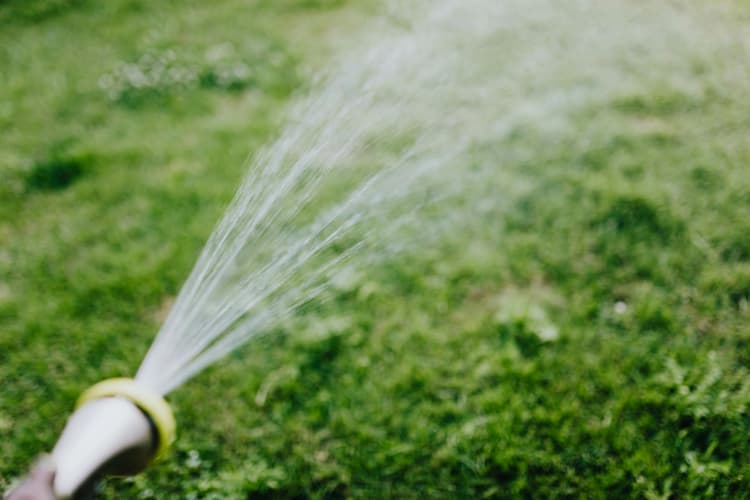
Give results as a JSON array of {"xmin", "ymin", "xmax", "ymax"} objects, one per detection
[{"xmin": 2, "ymin": 0, "xmax": 750, "ymax": 498}]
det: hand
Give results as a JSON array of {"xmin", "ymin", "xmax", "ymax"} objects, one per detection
[{"xmin": 4, "ymin": 455, "xmax": 57, "ymax": 500}]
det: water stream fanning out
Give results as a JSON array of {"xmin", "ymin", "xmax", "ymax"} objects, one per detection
[{"xmin": 136, "ymin": 0, "xmax": 748, "ymax": 394}]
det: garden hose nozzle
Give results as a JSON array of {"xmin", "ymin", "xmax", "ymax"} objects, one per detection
[{"xmin": 51, "ymin": 378, "xmax": 175, "ymax": 499}]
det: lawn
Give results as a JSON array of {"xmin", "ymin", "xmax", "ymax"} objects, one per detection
[{"xmin": 2, "ymin": 0, "xmax": 750, "ymax": 498}]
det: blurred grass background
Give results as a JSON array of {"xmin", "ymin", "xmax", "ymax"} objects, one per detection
[{"xmin": 2, "ymin": 0, "xmax": 750, "ymax": 498}]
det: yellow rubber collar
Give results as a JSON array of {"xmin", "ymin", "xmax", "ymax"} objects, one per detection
[{"xmin": 77, "ymin": 378, "xmax": 176, "ymax": 462}]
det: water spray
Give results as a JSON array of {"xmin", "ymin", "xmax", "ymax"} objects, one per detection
[{"xmin": 47, "ymin": 379, "xmax": 175, "ymax": 498}]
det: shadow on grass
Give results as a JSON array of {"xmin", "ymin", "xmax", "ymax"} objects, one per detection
[{"xmin": 24, "ymin": 154, "xmax": 91, "ymax": 193}]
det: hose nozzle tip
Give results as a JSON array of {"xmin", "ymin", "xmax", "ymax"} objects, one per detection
[{"xmin": 51, "ymin": 378, "xmax": 176, "ymax": 498}]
